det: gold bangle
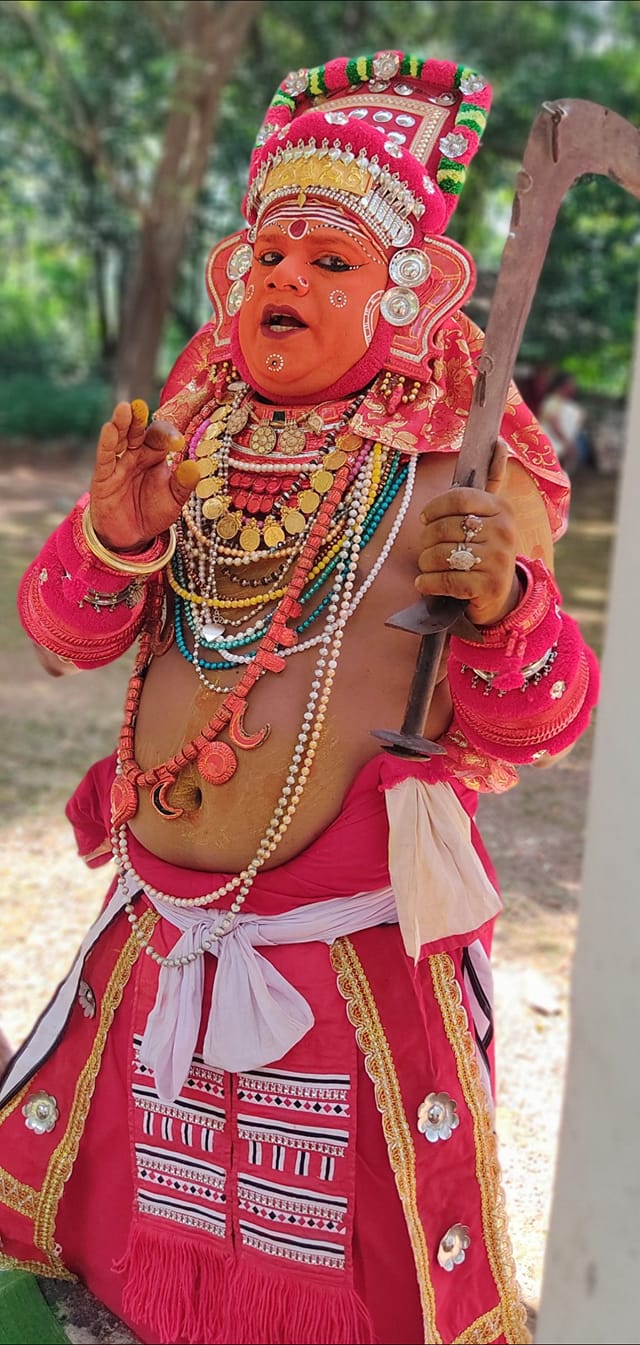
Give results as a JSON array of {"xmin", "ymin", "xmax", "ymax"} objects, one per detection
[{"xmin": 81, "ymin": 506, "xmax": 177, "ymax": 576}]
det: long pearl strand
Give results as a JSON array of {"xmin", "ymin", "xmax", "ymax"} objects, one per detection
[{"xmin": 115, "ymin": 450, "xmax": 378, "ymax": 964}]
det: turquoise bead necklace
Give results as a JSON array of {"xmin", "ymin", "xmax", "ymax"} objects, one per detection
[{"xmin": 173, "ymin": 454, "xmax": 408, "ymax": 672}]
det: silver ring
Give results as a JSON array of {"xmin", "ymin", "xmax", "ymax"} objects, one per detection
[
  {"xmin": 447, "ymin": 545, "xmax": 481, "ymax": 572},
  {"xmin": 461, "ymin": 514, "xmax": 483, "ymax": 543}
]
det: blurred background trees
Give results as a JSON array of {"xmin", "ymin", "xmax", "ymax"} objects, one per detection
[{"xmin": 0, "ymin": 0, "xmax": 638, "ymax": 441}]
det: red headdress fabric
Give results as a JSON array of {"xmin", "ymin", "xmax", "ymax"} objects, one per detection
[
  {"xmin": 229, "ymin": 51, "xmax": 491, "ymax": 397},
  {"xmin": 244, "ymin": 52, "xmax": 492, "ymax": 242},
  {"xmin": 159, "ymin": 51, "xmax": 569, "ymax": 534}
]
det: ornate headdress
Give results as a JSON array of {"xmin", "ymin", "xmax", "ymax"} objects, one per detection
[
  {"xmin": 244, "ymin": 51, "xmax": 491, "ymax": 247},
  {"xmin": 165, "ymin": 52, "xmax": 492, "ymax": 407}
]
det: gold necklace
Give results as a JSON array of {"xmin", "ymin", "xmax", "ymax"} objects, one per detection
[{"xmin": 191, "ymin": 392, "xmax": 364, "ymax": 554}]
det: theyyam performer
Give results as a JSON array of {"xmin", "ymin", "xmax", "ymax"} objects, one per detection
[{"xmin": 0, "ymin": 50, "xmax": 598, "ymax": 1345}]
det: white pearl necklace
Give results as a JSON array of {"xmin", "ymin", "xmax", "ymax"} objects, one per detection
[{"xmin": 114, "ymin": 454, "xmax": 375, "ymax": 964}]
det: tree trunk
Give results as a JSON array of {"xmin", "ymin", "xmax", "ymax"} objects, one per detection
[{"xmin": 115, "ymin": 0, "xmax": 262, "ymax": 404}]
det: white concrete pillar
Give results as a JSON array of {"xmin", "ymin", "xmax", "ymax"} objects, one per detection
[{"xmin": 536, "ymin": 291, "xmax": 640, "ymax": 1343}]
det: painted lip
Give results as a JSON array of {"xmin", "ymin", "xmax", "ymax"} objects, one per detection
[{"xmin": 259, "ymin": 303, "xmax": 308, "ymax": 339}]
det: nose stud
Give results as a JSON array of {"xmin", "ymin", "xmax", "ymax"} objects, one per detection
[{"xmin": 297, "ymin": 275, "xmax": 309, "ymax": 289}]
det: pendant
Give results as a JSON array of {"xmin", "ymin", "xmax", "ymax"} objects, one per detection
[
  {"xmin": 196, "ymin": 476, "xmax": 223, "ymax": 498},
  {"xmin": 228, "ymin": 702, "xmax": 270, "ymax": 749},
  {"xmin": 111, "ymin": 774, "xmax": 138, "ymax": 827},
  {"xmin": 217, "ymin": 511, "xmax": 242, "ymax": 540},
  {"xmin": 279, "ymin": 424, "xmax": 306, "ymax": 455},
  {"xmin": 196, "ymin": 437, "xmax": 217, "ymax": 457},
  {"xmin": 249, "ymin": 424, "xmax": 278, "ymax": 455},
  {"xmin": 263, "ymin": 518, "xmax": 285, "ymax": 547},
  {"xmin": 203, "ymin": 495, "xmax": 228, "ymax": 520},
  {"xmin": 202, "ymin": 420, "xmax": 225, "ymax": 441},
  {"xmin": 198, "ymin": 741, "xmax": 238, "ymax": 786},
  {"xmin": 239, "ymin": 524, "xmax": 261, "ymax": 552},
  {"xmin": 151, "ymin": 778, "xmax": 184, "ymax": 819},
  {"xmin": 197, "ymin": 458, "xmax": 219, "ymax": 479},
  {"xmin": 282, "ymin": 507, "xmax": 305, "ymax": 535},
  {"xmin": 310, "ymin": 469, "xmax": 333, "ymax": 495},
  {"xmin": 201, "ymin": 621, "xmax": 226, "ymax": 643},
  {"xmin": 227, "ymin": 404, "xmax": 250, "ymax": 436},
  {"xmin": 298, "ymin": 489, "xmax": 320, "ymax": 515},
  {"xmin": 336, "ymin": 431, "xmax": 362, "ymax": 454}
]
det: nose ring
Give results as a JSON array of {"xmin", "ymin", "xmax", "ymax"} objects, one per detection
[{"xmin": 297, "ymin": 275, "xmax": 309, "ymax": 289}]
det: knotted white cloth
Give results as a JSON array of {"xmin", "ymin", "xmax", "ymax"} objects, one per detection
[
  {"xmin": 138, "ymin": 886, "xmax": 397, "ymax": 1101},
  {"xmin": 385, "ymin": 778, "xmax": 502, "ymax": 961}
]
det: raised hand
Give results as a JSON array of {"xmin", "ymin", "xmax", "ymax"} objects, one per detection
[
  {"xmin": 415, "ymin": 440, "xmax": 521, "ymax": 627},
  {"xmin": 89, "ymin": 400, "xmax": 201, "ymax": 552}
]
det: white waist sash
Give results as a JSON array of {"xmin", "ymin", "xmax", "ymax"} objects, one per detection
[
  {"xmin": 138, "ymin": 885, "xmax": 398, "ymax": 1101},
  {"xmin": 0, "ymin": 779, "xmax": 501, "ymax": 1110}
]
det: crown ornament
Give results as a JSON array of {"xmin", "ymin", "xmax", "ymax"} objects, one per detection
[
  {"xmin": 244, "ymin": 52, "xmax": 492, "ymax": 245},
  {"xmin": 247, "ymin": 138, "xmax": 429, "ymax": 249}
]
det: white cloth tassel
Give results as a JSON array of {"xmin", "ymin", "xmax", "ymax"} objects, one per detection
[{"xmin": 384, "ymin": 778, "xmax": 502, "ymax": 962}]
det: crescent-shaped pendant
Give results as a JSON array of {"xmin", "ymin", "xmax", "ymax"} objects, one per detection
[
  {"xmin": 151, "ymin": 779, "xmax": 184, "ymax": 819},
  {"xmin": 228, "ymin": 703, "xmax": 270, "ymax": 751}
]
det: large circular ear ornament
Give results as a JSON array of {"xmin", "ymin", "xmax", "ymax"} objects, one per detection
[
  {"xmin": 389, "ymin": 249, "xmax": 432, "ymax": 287},
  {"xmin": 226, "ymin": 280, "xmax": 246, "ymax": 315},
  {"xmin": 380, "ymin": 287, "xmax": 421, "ymax": 327},
  {"xmin": 226, "ymin": 243, "xmax": 253, "ymax": 279}
]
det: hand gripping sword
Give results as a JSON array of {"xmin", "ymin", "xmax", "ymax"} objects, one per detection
[{"xmin": 372, "ymin": 99, "xmax": 640, "ymax": 759}]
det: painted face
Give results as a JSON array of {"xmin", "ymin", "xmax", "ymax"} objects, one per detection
[{"xmin": 237, "ymin": 210, "xmax": 388, "ymax": 400}]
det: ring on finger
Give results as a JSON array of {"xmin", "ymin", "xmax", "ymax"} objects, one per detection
[
  {"xmin": 447, "ymin": 544, "xmax": 481, "ymax": 572},
  {"xmin": 461, "ymin": 513, "xmax": 483, "ymax": 543}
]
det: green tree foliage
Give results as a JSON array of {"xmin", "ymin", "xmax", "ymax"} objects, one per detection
[{"xmin": 0, "ymin": 0, "xmax": 638, "ymax": 421}]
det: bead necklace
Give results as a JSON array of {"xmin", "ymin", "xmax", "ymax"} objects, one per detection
[
  {"xmin": 182, "ymin": 442, "xmax": 384, "ymax": 693},
  {"xmin": 177, "ymin": 435, "xmax": 372, "ymax": 660},
  {"xmin": 175, "ymin": 451, "xmax": 407, "ymax": 665},
  {"xmin": 116, "ymin": 452, "xmax": 417, "ymax": 954},
  {"xmin": 115, "ymin": 440, "xmax": 361, "ymax": 815},
  {"xmin": 191, "ymin": 389, "xmax": 365, "ymax": 555},
  {"xmin": 116, "ymin": 452, "xmax": 376, "ymax": 961}
]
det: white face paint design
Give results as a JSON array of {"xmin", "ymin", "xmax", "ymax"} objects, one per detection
[{"xmin": 362, "ymin": 290, "xmax": 384, "ymax": 346}]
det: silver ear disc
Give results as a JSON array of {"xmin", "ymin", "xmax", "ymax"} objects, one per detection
[
  {"xmin": 388, "ymin": 249, "xmax": 431, "ymax": 287},
  {"xmin": 380, "ymin": 286, "xmax": 420, "ymax": 326},
  {"xmin": 226, "ymin": 244, "xmax": 253, "ymax": 280},
  {"xmin": 226, "ymin": 279, "xmax": 246, "ymax": 315}
]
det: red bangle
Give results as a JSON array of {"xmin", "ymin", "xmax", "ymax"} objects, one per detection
[
  {"xmin": 449, "ymin": 606, "xmax": 600, "ymax": 765},
  {"xmin": 451, "ymin": 557, "xmax": 563, "ymax": 692},
  {"xmin": 17, "ymin": 499, "xmax": 155, "ymax": 669}
]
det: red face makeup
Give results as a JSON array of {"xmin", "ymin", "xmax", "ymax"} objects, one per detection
[{"xmin": 237, "ymin": 210, "xmax": 389, "ymax": 400}]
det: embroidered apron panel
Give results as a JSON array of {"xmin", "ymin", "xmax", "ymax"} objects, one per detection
[
  {"xmin": 235, "ymin": 1066, "xmax": 352, "ymax": 1269},
  {"xmin": 132, "ymin": 1037, "xmax": 228, "ymax": 1239},
  {"xmin": 129, "ymin": 941, "xmax": 359, "ymax": 1280}
]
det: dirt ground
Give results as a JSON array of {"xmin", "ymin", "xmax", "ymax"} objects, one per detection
[{"xmin": 0, "ymin": 455, "xmax": 618, "ymax": 1335}]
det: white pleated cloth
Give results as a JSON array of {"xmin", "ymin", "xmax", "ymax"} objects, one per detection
[{"xmin": 139, "ymin": 887, "xmax": 397, "ymax": 1101}]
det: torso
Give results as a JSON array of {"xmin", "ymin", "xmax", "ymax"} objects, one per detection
[
  {"xmin": 128, "ymin": 443, "xmax": 550, "ymax": 874},
  {"xmin": 129, "ymin": 452, "xmax": 454, "ymax": 871}
]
